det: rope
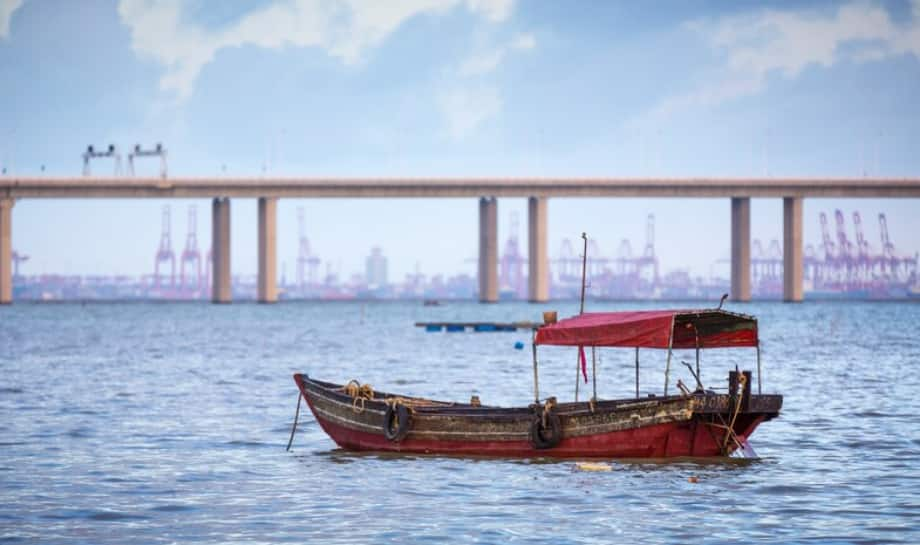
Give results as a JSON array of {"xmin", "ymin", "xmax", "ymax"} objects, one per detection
[
  {"xmin": 341, "ymin": 379, "xmax": 454, "ymax": 414},
  {"xmin": 285, "ymin": 393, "xmax": 302, "ymax": 452},
  {"xmin": 341, "ymin": 379, "xmax": 375, "ymax": 413},
  {"xmin": 541, "ymin": 397, "xmax": 557, "ymax": 428},
  {"xmin": 721, "ymin": 373, "xmax": 747, "ymax": 453}
]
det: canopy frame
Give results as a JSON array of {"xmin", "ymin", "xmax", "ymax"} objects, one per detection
[{"xmin": 530, "ymin": 309, "xmax": 762, "ymax": 403}]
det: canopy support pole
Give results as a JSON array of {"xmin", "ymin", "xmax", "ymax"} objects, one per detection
[
  {"xmin": 694, "ymin": 324, "xmax": 702, "ymax": 391},
  {"xmin": 574, "ymin": 351, "xmax": 580, "ymax": 402},
  {"xmin": 756, "ymin": 343, "xmax": 762, "ymax": 395},
  {"xmin": 591, "ymin": 346, "xmax": 597, "ymax": 402},
  {"xmin": 635, "ymin": 347, "xmax": 640, "ymax": 399},
  {"xmin": 532, "ymin": 331, "xmax": 540, "ymax": 403},
  {"xmin": 664, "ymin": 316, "xmax": 675, "ymax": 396}
]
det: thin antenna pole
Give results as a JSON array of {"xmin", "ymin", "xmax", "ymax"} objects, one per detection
[
  {"xmin": 579, "ymin": 232, "xmax": 588, "ymax": 314},
  {"xmin": 575, "ymin": 232, "xmax": 588, "ymax": 402}
]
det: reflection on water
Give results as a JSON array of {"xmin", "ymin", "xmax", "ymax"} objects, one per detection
[{"xmin": 1, "ymin": 301, "xmax": 919, "ymax": 544}]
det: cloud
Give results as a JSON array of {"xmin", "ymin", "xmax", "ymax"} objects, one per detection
[
  {"xmin": 635, "ymin": 1, "xmax": 920, "ymax": 126},
  {"xmin": 457, "ymin": 32, "xmax": 534, "ymax": 76},
  {"xmin": 118, "ymin": 0, "xmax": 517, "ymax": 100},
  {"xmin": 438, "ymin": 85, "xmax": 502, "ymax": 139},
  {"xmin": 465, "ymin": 0, "xmax": 514, "ymax": 23},
  {"xmin": 442, "ymin": 32, "xmax": 535, "ymax": 138},
  {"xmin": 0, "ymin": 0, "xmax": 23, "ymax": 39}
]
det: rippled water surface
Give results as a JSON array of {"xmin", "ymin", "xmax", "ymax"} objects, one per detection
[{"xmin": 2, "ymin": 301, "xmax": 919, "ymax": 544}]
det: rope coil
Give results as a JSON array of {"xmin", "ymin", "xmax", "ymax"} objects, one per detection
[{"xmin": 341, "ymin": 379, "xmax": 375, "ymax": 413}]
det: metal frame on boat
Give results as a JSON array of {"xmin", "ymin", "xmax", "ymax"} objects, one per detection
[
  {"xmin": 291, "ymin": 307, "xmax": 782, "ymax": 458},
  {"xmin": 290, "ymin": 235, "xmax": 781, "ymax": 458}
]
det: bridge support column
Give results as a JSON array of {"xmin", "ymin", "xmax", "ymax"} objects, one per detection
[
  {"xmin": 211, "ymin": 197, "xmax": 232, "ymax": 304},
  {"xmin": 730, "ymin": 197, "xmax": 751, "ymax": 302},
  {"xmin": 528, "ymin": 197, "xmax": 549, "ymax": 302},
  {"xmin": 257, "ymin": 197, "xmax": 278, "ymax": 303},
  {"xmin": 783, "ymin": 197, "xmax": 804, "ymax": 302},
  {"xmin": 479, "ymin": 197, "xmax": 498, "ymax": 303},
  {"xmin": 0, "ymin": 199, "xmax": 12, "ymax": 304}
]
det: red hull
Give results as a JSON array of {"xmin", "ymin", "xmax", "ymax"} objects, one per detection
[{"xmin": 295, "ymin": 374, "xmax": 780, "ymax": 459}]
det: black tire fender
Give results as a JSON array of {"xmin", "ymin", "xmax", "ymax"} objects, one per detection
[
  {"xmin": 384, "ymin": 403, "xmax": 411, "ymax": 442},
  {"xmin": 530, "ymin": 410, "xmax": 562, "ymax": 449}
]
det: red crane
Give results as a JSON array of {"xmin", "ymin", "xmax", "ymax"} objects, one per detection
[
  {"xmin": 638, "ymin": 214, "xmax": 659, "ymax": 284},
  {"xmin": 11, "ymin": 250, "xmax": 28, "ymax": 277},
  {"xmin": 556, "ymin": 238, "xmax": 578, "ymax": 282},
  {"xmin": 499, "ymin": 212, "xmax": 525, "ymax": 297},
  {"xmin": 296, "ymin": 207, "xmax": 320, "ymax": 289},
  {"xmin": 752, "ymin": 239, "xmax": 765, "ymax": 259},
  {"xmin": 615, "ymin": 239, "xmax": 633, "ymax": 275},
  {"xmin": 154, "ymin": 205, "xmax": 176, "ymax": 291},
  {"xmin": 852, "ymin": 212, "xmax": 870, "ymax": 258},
  {"xmin": 878, "ymin": 213, "xmax": 896, "ymax": 279},
  {"xmin": 819, "ymin": 212, "xmax": 835, "ymax": 260},
  {"xmin": 586, "ymin": 238, "xmax": 606, "ymax": 279},
  {"xmin": 879, "ymin": 213, "xmax": 894, "ymax": 259},
  {"xmin": 834, "ymin": 209, "xmax": 854, "ymax": 261},
  {"xmin": 179, "ymin": 205, "xmax": 202, "ymax": 296}
]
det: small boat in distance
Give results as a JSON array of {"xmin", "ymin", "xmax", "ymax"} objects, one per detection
[{"xmin": 292, "ymin": 308, "xmax": 782, "ymax": 458}]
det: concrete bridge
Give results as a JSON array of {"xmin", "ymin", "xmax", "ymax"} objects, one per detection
[{"xmin": 2, "ymin": 176, "xmax": 920, "ymax": 304}]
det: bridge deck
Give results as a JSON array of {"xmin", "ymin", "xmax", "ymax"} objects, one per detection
[{"xmin": 3, "ymin": 176, "xmax": 920, "ymax": 198}]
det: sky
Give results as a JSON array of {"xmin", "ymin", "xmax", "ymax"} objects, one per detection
[{"xmin": 2, "ymin": 0, "xmax": 919, "ymax": 280}]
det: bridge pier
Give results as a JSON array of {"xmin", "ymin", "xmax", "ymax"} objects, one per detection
[
  {"xmin": 479, "ymin": 196, "xmax": 498, "ymax": 303},
  {"xmin": 0, "ymin": 199, "xmax": 12, "ymax": 304},
  {"xmin": 730, "ymin": 197, "xmax": 751, "ymax": 302},
  {"xmin": 211, "ymin": 197, "xmax": 231, "ymax": 303},
  {"xmin": 783, "ymin": 197, "xmax": 804, "ymax": 302},
  {"xmin": 257, "ymin": 197, "xmax": 277, "ymax": 303},
  {"xmin": 528, "ymin": 196, "xmax": 548, "ymax": 302}
]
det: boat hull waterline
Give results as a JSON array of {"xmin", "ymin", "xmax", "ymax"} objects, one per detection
[{"xmin": 293, "ymin": 374, "xmax": 782, "ymax": 458}]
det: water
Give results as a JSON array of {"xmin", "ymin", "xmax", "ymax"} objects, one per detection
[{"xmin": 1, "ymin": 301, "xmax": 919, "ymax": 544}]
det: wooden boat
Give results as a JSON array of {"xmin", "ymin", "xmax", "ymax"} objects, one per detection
[{"xmin": 292, "ymin": 309, "xmax": 782, "ymax": 458}]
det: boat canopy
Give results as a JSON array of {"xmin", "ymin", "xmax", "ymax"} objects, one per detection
[{"xmin": 534, "ymin": 309, "xmax": 757, "ymax": 349}]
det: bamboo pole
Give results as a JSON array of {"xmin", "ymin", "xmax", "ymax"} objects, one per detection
[
  {"xmin": 664, "ymin": 316, "xmax": 675, "ymax": 396},
  {"xmin": 635, "ymin": 347, "xmax": 639, "ymax": 399},
  {"xmin": 592, "ymin": 346, "xmax": 597, "ymax": 401},
  {"xmin": 694, "ymin": 323, "xmax": 702, "ymax": 390},
  {"xmin": 532, "ymin": 330, "xmax": 540, "ymax": 403}
]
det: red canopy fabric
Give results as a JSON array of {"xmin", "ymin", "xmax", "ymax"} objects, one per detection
[{"xmin": 534, "ymin": 310, "xmax": 758, "ymax": 349}]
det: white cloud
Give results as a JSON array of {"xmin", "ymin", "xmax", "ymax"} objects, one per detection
[
  {"xmin": 438, "ymin": 85, "xmax": 502, "ymax": 139},
  {"xmin": 510, "ymin": 32, "xmax": 535, "ymax": 50},
  {"xmin": 634, "ymin": 1, "xmax": 920, "ymax": 126},
  {"xmin": 443, "ymin": 32, "xmax": 535, "ymax": 137},
  {"xmin": 700, "ymin": 1, "xmax": 920, "ymax": 82},
  {"xmin": 458, "ymin": 32, "xmax": 535, "ymax": 76},
  {"xmin": 465, "ymin": 0, "xmax": 515, "ymax": 23},
  {"xmin": 0, "ymin": 0, "xmax": 23, "ymax": 39},
  {"xmin": 118, "ymin": 0, "xmax": 516, "ymax": 100},
  {"xmin": 458, "ymin": 49, "xmax": 506, "ymax": 77}
]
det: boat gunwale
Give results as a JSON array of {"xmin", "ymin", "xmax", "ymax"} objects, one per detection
[{"xmin": 297, "ymin": 374, "xmax": 782, "ymax": 419}]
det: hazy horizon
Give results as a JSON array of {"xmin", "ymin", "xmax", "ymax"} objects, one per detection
[{"xmin": 3, "ymin": 0, "xmax": 920, "ymax": 279}]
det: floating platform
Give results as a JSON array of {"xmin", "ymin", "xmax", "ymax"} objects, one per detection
[{"xmin": 415, "ymin": 321, "xmax": 541, "ymax": 333}]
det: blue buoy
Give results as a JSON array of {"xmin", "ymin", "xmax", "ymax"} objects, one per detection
[
  {"xmin": 446, "ymin": 324, "xmax": 466, "ymax": 332},
  {"xmin": 474, "ymin": 324, "xmax": 497, "ymax": 332},
  {"xmin": 514, "ymin": 341, "xmax": 525, "ymax": 350},
  {"xmin": 425, "ymin": 325, "xmax": 442, "ymax": 332}
]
